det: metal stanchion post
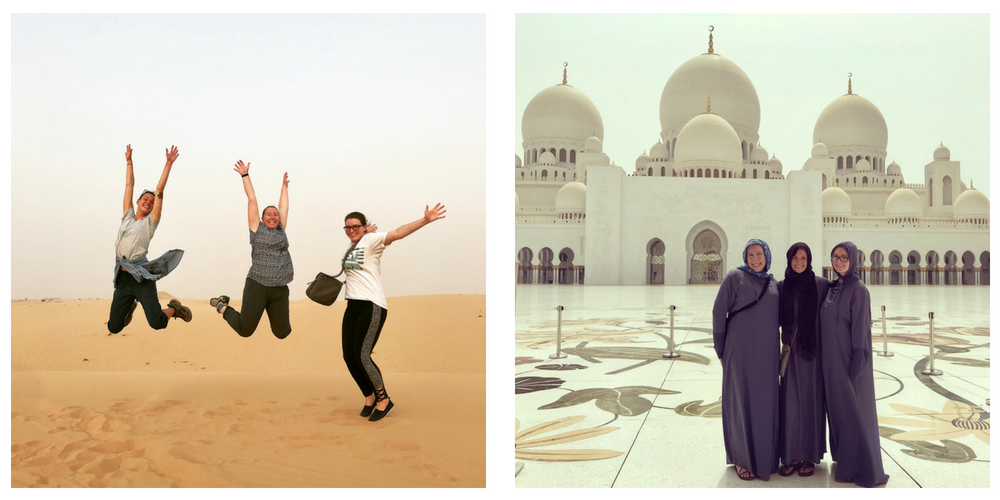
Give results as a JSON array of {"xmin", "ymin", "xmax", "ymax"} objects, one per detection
[
  {"xmin": 549, "ymin": 305, "xmax": 567, "ymax": 360},
  {"xmin": 877, "ymin": 305, "xmax": 893, "ymax": 357},
  {"xmin": 921, "ymin": 311, "xmax": 943, "ymax": 376},
  {"xmin": 663, "ymin": 305, "xmax": 680, "ymax": 359}
]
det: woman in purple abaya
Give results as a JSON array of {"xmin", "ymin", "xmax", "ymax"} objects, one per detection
[
  {"xmin": 820, "ymin": 241, "xmax": 889, "ymax": 487},
  {"xmin": 713, "ymin": 238, "xmax": 780, "ymax": 481},
  {"xmin": 777, "ymin": 243, "xmax": 829, "ymax": 477}
]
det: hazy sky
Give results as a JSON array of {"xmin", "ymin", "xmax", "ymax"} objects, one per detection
[
  {"xmin": 11, "ymin": 14, "xmax": 486, "ymax": 300},
  {"xmin": 515, "ymin": 14, "xmax": 990, "ymax": 198}
]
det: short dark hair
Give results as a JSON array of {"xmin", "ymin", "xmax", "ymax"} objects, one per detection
[{"xmin": 345, "ymin": 211, "xmax": 367, "ymax": 226}]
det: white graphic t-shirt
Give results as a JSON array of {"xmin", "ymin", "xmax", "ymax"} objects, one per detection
[{"xmin": 343, "ymin": 232, "xmax": 388, "ymax": 309}]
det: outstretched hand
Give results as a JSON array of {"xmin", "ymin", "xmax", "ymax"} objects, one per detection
[
  {"xmin": 366, "ymin": 223, "xmax": 378, "ymax": 233},
  {"xmin": 282, "ymin": 172, "xmax": 290, "ymax": 188},
  {"xmin": 424, "ymin": 203, "xmax": 447, "ymax": 224},
  {"xmin": 234, "ymin": 160, "xmax": 250, "ymax": 177},
  {"xmin": 125, "ymin": 144, "xmax": 132, "ymax": 163},
  {"xmin": 165, "ymin": 145, "xmax": 179, "ymax": 164}
]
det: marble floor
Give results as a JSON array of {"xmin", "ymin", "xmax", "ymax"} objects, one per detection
[{"xmin": 514, "ymin": 284, "xmax": 990, "ymax": 488}]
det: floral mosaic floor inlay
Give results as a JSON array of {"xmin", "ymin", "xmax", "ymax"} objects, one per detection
[{"xmin": 514, "ymin": 284, "xmax": 989, "ymax": 488}]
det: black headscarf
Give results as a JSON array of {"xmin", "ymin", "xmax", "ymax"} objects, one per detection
[{"xmin": 780, "ymin": 242, "xmax": 818, "ymax": 360}]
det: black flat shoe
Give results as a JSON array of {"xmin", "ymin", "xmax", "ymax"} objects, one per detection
[
  {"xmin": 360, "ymin": 404, "xmax": 375, "ymax": 417},
  {"xmin": 369, "ymin": 400, "xmax": 394, "ymax": 422}
]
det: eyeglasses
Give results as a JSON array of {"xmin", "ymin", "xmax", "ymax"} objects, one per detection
[
  {"xmin": 344, "ymin": 225, "xmax": 363, "ymax": 231},
  {"xmin": 832, "ymin": 256, "xmax": 851, "ymax": 263}
]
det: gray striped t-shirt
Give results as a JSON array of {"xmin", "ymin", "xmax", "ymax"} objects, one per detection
[{"xmin": 247, "ymin": 222, "xmax": 294, "ymax": 287}]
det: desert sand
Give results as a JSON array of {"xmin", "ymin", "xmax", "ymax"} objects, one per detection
[{"xmin": 11, "ymin": 294, "xmax": 486, "ymax": 488}]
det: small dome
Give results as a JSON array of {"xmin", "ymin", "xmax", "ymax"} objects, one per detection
[
  {"xmin": 635, "ymin": 151, "xmax": 651, "ymax": 169},
  {"xmin": 822, "ymin": 186, "xmax": 852, "ymax": 217},
  {"xmin": 887, "ymin": 161, "xmax": 901, "ymax": 176},
  {"xmin": 750, "ymin": 145, "xmax": 769, "ymax": 164},
  {"xmin": 885, "ymin": 187, "xmax": 922, "ymax": 218},
  {"xmin": 555, "ymin": 181, "xmax": 587, "ymax": 213},
  {"xmin": 515, "ymin": 154, "xmax": 522, "ymax": 168},
  {"xmin": 539, "ymin": 151, "xmax": 556, "ymax": 165},
  {"xmin": 650, "ymin": 141, "xmax": 668, "ymax": 160},
  {"xmin": 855, "ymin": 158, "xmax": 871, "ymax": 172},
  {"xmin": 584, "ymin": 135, "xmax": 603, "ymax": 153},
  {"xmin": 813, "ymin": 93, "xmax": 888, "ymax": 152},
  {"xmin": 953, "ymin": 188, "xmax": 989, "ymax": 220},
  {"xmin": 934, "ymin": 142, "xmax": 951, "ymax": 161},
  {"xmin": 768, "ymin": 155, "xmax": 783, "ymax": 173},
  {"xmin": 674, "ymin": 112, "xmax": 742, "ymax": 170},
  {"xmin": 522, "ymin": 84, "xmax": 604, "ymax": 144},
  {"xmin": 811, "ymin": 142, "xmax": 828, "ymax": 159}
]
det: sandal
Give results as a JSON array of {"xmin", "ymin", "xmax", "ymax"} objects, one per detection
[
  {"xmin": 735, "ymin": 465, "xmax": 755, "ymax": 481},
  {"xmin": 779, "ymin": 461, "xmax": 800, "ymax": 476},
  {"xmin": 799, "ymin": 462, "xmax": 815, "ymax": 477}
]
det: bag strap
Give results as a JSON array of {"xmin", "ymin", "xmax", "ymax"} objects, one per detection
[
  {"xmin": 725, "ymin": 276, "xmax": 770, "ymax": 328},
  {"xmin": 331, "ymin": 242, "xmax": 358, "ymax": 279}
]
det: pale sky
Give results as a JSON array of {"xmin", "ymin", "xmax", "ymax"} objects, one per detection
[
  {"xmin": 515, "ymin": 14, "xmax": 990, "ymax": 199},
  {"xmin": 11, "ymin": 14, "xmax": 486, "ymax": 300}
]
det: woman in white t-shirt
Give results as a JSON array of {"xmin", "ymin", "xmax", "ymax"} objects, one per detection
[{"xmin": 341, "ymin": 204, "xmax": 446, "ymax": 422}]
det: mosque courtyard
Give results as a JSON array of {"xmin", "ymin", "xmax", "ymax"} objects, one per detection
[{"xmin": 514, "ymin": 284, "xmax": 990, "ymax": 488}]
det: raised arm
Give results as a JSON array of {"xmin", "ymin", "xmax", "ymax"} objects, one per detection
[
  {"xmin": 278, "ymin": 172, "xmax": 289, "ymax": 229},
  {"xmin": 234, "ymin": 160, "xmax": 260, "ymax": 232},
  {"xmin": 123, "ymin": 144, "xmax": 134, "ymax": 216},
  {"xmin": 150, "ymin": 145, "xmax": 179, "ymax": 223},
  {"xmin": 384, "ymin": 203, "xmax": 446, "ymax": 246}
]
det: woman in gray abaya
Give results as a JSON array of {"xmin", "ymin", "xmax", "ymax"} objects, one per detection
[
  {"xmin": 777, "ymin": 242, "xmax": 829, "ymax": 477},
  {"xmin": 820, "ymin": 241, "xmax": 889, "ymax": 487},
  {"xmin": 713, "ymin": 238, "xmax": 780, "ymax": 481}
]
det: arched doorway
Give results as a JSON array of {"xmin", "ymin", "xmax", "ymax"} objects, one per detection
[
  {"xmin": 870, "ymin": 250, "xmax": 884, "ymax": 285},
  {"xmin": 647, "ymin": 239, "xmax": 665, "ymax": 285},
  {"xmin": 926, "ymin": 251, "xmax": 940, "ymax": 285},
  {"xmin": 962, "ymin": 251, "xmax": 975, "ymax": 285},
  {"xmin": 558, "ymin": 248, "xmax": 575, "ymax": 285},
  {"xmin": 858, "ymin": 251, "xmax": 868, "ymax": 283},
  {"xmin": 538, "ymin": 247, "xmax": 554, "ymax": 285},
  {"xmin": 888, "ymin": 251, "xmax": 903, "ymax": 285},
  {"xmin": 980, "ymin": 251, "xmax": 990, "ymax": 285},
  {"xmin": 690, "ymin": 229, "xmax": 723, "ymax": 284},
  {"xmin": 517, "ymin": 247, "xmax": 533, "ymax": 284},
  {"xmin": 944, "ymin": 251, "xmax": 958, "ymax": 285},
  {"xmin": 906, "ymin": 251, "xmax": 921, "ymax": 285}
]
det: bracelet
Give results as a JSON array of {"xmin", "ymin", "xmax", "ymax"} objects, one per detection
[{"xmin": 242, "ymin": 173, "xmax": 249, "ymax": 178}]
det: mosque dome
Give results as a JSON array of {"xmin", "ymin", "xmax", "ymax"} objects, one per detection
[
  {"xmin": 555, "ymin": 181, "xmax": 587, "ymax": 213},
  {"xmin": 768, "ymin": 155, "xmax": 783, "ymax": 173},
  {"xmin": 813, "ymin": 93, "xmax": 888, "ymax": 152},
  {"xmin": 886, "ymin": 161, "xmax": 901, "ymax": 176},
  {"xmin": 515, "ymin": 154, "xmax": 522, "ymax": 168},
  {"xmin": 953, "ymin": 187, "xmax": 989, "ymax": 220},
  {"xmin": 522, "ymin": 83, "xmax": 604, "ymax": 145},
  {"xmin": 822, "ymin": 186, "xmax": 852, "ymax": 217},
  {"xmin": 750, "ymin": 145, "xmax": 769, "ymax": 164},
  {"xmin": 539, "ymin": 151, "xmax": 556, "ymax": 165},
  {"xmin": 811, "ymin": 142, "xmax": 828, "ymax": 159},
  {"xmin": 584, "ymin": 135, "xmax": 603, "ymax": 153},
  {"xmin": 884, "ymin": 187, "xmax": 922, "ymax": 218},
  {"xmin": 635, "ymin": 151, "xmax": 651, "ymax": 169},
  {"xmin": 856, "ymin": 158, "xmax": 872, "ymax": 172},
  {"xmin": 673, "ymin": 112, "xmax": 742, "ymax": 170},
  {"xmin": 650, "ymin": 141, "xmax": 668, "ymax": 160},
  {"xmin": 660, "ymin": 52, "xmax": 761, "ymax": 140},
  {"xmin": 933, "ymin": 142, "xmax": 951, "ymax": 161}
]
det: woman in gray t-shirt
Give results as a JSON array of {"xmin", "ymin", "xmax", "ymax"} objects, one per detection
[{"xmin": 210, "ymin": 160, "xmax": 294, "ymax": 339}]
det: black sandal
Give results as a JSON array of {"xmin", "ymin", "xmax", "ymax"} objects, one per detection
[
  {"xmin": 799, "ymin": 462, "xmax": 815, "ymax": 477},
  {"xmin": 735, "ymin": 466, "xmax": 755, "ymax": 481},
  {"xmin": 779, "ymin": 460, "xmax": 801, "ymax": 476}
]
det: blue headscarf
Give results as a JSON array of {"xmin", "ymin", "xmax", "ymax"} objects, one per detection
[{"xmin": 738, "ymin": 238, "xmax": 773, "ymax": 279}]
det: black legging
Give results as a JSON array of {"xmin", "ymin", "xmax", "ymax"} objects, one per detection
[
  {"xmin": 342, "ymin": 299, "xmax": 388, "ymax": 397},
  {"xmin": 223, "ymin": 277, "xmax": 291, "ymax": 339},
  {"xmin": 108, "ymin": 271, "xmax": 168, "ymax": 333}
]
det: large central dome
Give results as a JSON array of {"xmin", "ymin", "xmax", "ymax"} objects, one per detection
[
  {"xmin": 813, "ymin": 93, "xmax": 888, "ymax": 151},
  {"xmin": 522, "ymin": 84, "xmax": 604, "ymax": 143},
  {"xmin": 660, "ymin": 53, "xmax": 761, "ymax": 139}
]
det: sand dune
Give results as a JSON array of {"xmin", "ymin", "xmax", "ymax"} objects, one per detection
[{"xmin": 11, "ymin": 295, "xmax": 485, "ymax": 488}]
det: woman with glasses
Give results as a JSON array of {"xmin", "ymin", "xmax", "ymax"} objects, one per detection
[
  {"xmin": 820, "ymin": 242, "xmax": 889, "ymax": 487},
  {"xmin": 340, "ymin": 204, "xmax": 446, "ymax": 422},
  {"xmin": 777, "ymin": 243, "xmax": 829, "ymax": 478},
  {"xmin": 210, "ymin": 161, "xmax": 294, "ymax": 339},
  {"xmin": 713, "ymin": 238, "xmax": 780, "ymax": 481}
]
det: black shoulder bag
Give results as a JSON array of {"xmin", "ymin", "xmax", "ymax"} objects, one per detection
[
  {"xmin": 724, "ymin": 276, "xmax": 771, "ymax": 334},
  {"xmin": 306, "ymin": 243, "xmax": 357, "ymax": 306}
]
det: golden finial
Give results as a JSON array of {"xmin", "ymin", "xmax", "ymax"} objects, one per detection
[
  {"xmin": 706, "ymin": 96, "xmax": 712, "ymax": 113},
  {"xmin": 971, "ymin": 179, "xmax": 974, "ymax": 189},
  {"xmin": 901, "ymin": 180, "xmax": 906, "ymax": 188},
  {"xmin": 562, "ymin": 62, "xmax": 568, "ymax": 85},
  {"xmin": 708, "ymin": 25, "xmax": 714, "ymax": 53},
  {"xmin": 847, "ymin": 72, "xmax": 853, "ymax": 95}
]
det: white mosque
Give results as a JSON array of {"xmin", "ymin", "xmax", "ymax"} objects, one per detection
[{"xmin": 514, "ymin": 32, "xmax": 990, "ymax": 287}]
